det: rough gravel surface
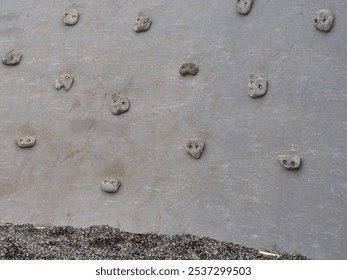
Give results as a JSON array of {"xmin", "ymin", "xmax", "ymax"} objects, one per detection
[{"xmin": 0, "ymin": 224, "xmax": 307, "ymax": 260}]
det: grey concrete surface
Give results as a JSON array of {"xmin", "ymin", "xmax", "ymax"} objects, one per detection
[{"xmin": 0, "ymin": 0, "xmax": 346, "ymax": 259}]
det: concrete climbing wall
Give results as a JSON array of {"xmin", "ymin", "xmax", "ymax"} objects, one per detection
[{"xmin": 0, "ymin": 0, "xmax": 346, "ymax": 259}]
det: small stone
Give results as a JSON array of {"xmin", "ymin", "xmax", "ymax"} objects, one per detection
[
  {"xmin": 278, "ymin": 155, "xmax": 301, "ymax": 170},
  {"xmin": 15, "ymin": 136, "xmax": 36, "ymax": 148},
  {"xmin": 134, "ymin": 13, "xmax": 151, "ymax": 33},
  {"xmin": 313, "ymin": 9, "xmax": 334, "ymax": 32},
  {"xmin": 186, "ymin": 138, "xmax": 205, "ymax": 159},
  {"xmin": 179, "ymin": 63, "xmax": 199, "ymax": 76},
  {"xmin": 101, "ymin": 177, "xmax": 121, "ymax": 193},
  {"xmin": 2, "ymin": 50, "xmax": 22, "ymax": 65},
  {"xmin": 63, "ymin": 8, "xmax": 79, "ymax": 25},
  {"xmin": 111, "ymin": 94, "xmax": 130, "ymax": 115},
  {"xmin": 235, "ymin": 0, "xmax": 253, "ymax": 15},
  {"xmin": 248, "ymin": 73, "xmax": 267, "ymax": 98},
  {"xmin": 55, "ymin": 74, "xmax": 74, "ymax": 91}
]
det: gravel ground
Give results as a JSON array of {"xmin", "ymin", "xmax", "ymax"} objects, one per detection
[{"xmin": 0, "ymin": 224, "xmax": 307, "ymax": 260}]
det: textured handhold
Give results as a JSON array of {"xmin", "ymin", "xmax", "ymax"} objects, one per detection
[
  {"xmin": 235, "ymin": 0, "xmax": 253, "ymax": 15},
  {"xmin": 101, "ymin": 177, "xmax": 121, "ymax": 193},
  {"xmin": 111, "ymin": 94, "xmax": 130, "ymax": 115},
  {"xmin": 2, "ymin": 50, "xmax": 22, "ymax": 65},
  {"xmin": 179, "ymin": 63, "xmax": 199, "ymax": 76},
  {"xmin": 313, "ymin": 9, "xmax": 334, "ymax": 32},
  {"xmin": 63, "ymin": 8, "xmax": 79, "ymax": 25},
  {"xmin": 278, "ymin": 155, "xmax": 301, "ymax": 170},
  {"xmin": 133, "ymin": 13, "xmax": 151, "ymax": 33},
  {"xmin": 55, "ymin": 74, "xmax": 74, "ymax": 91},
  {"xmin": 186, "ymin": 138, "xmax": 205, "ymax": 159},
  {"xmin": 248, "ymin": 73, "xmax": 267, "ymax": 98},
  {"xmin": 15, "ymin": 136, "xmax": 36, "ymax": 148}
]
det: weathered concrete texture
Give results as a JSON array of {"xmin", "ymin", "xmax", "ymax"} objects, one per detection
[{"xmin": 0, "ymin": 0, "xmax": 346, "ymax": 260}]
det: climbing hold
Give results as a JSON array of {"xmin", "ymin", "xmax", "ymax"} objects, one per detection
[
  {"xmin": 278, "ymin": 155, "xmax": 301, "ymax": 170},
  {"xmin": 2, "ymin": 50, "xmax": 22, "ymax": 65},
  {"xmin": 55, "ymin": 74, "xmax": 74, "ymax": 91},
  {"xmin": 313, "ymin": 9, "xmax": 334, "ymax": 32},
  {"xmin": 186, "ymin": 138, "xmax": 205, "ymax": 159},
  {"xmin": 111, "ymin": 94, "xmax": 130, "ymax": 115},
  {"xmin": 248, "ymin": 73, "xmax": 267, "ymax": 98},
  {"xmin": 235, "ymin": 0, "xmax": 253, "ymax": 15},
  {"xmin": 15, "ymin": 136, "xmax": 36, "ymax": 148},
  {"xmin": 63, "ymin": 8, "xmax": 79, "ymax": 25},
  {"xmin": 133, "ymin": 12, "xmax": 151, "ymax": 33},
  {"xmin": 101, "ymin": 177, "xmax": 121, "ymax": 193},
  {"xmin": 179, "ymin": 63, "xmax": 199, "ymax": 76}
]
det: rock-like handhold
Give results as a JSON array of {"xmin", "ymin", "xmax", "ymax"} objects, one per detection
[
  {"xmin": 15, "ymin": 136, "xmax": 36, "ymax": 148},
  {"xmin": 248, "ymin": 73, "xmax": 267, "ymax": 98},
  {"xmin": 55, "ymin": 74, "xmax": 74, "ymax": 91},
  {"xmin": 179, "ymin": 63, "xmax": 199, "ymax": 76},
  {"xmin": 134, "ymin": 13, "xmax": 151, "ymax": 33},
  {"xmin": 186, "ymin": 138, "xmax": 205, "ymax": 159},
  {"xmin": 111, "ymin": 94, "xmax": 130, "ymax": 115},
  {"xmin": 63, "ymin": 8, "xmax": 79, "ymax": 25},
  {"xmin": 2, "ymin": 50, "xmax": 22, "ymax": 65},
  {"xmin": 278, "ymin": 155, "xmax": 301, "ymax": 170},
  {"xmin": 235, "ymin": 0, "xmax": 253, "ymax": 15},
  {"xmin": 313, "ymin": 9, "xmax": 334, "ymax": 32},
  {"xmin": 101, "ymin": 177, "xmax": 121, "ymax": 193}
]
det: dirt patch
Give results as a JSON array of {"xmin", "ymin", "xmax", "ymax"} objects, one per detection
[{"xmin": 0, "ymin": 224, "xmax": 307, "ymax": 260}]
